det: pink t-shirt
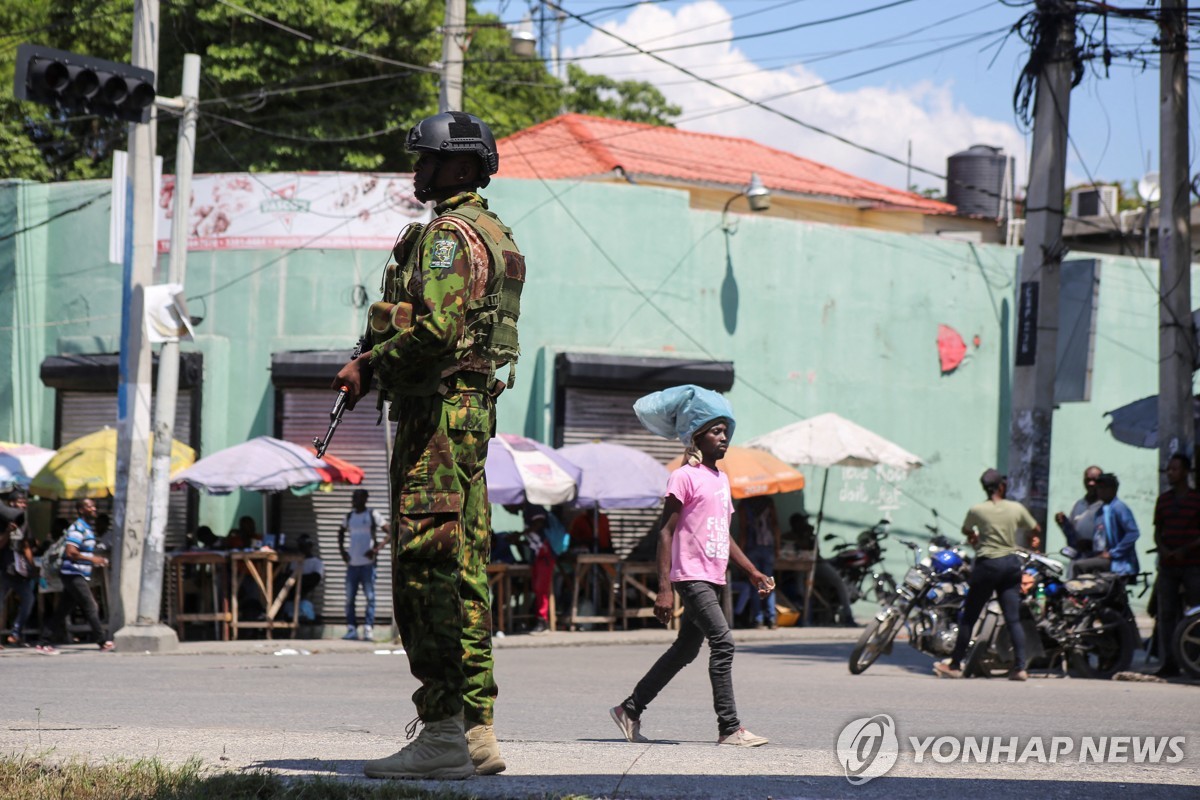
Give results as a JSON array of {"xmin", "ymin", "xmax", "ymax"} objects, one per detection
[{"xmin": 666, "ymin": 463, "xmax": 733, "ymax": 585}]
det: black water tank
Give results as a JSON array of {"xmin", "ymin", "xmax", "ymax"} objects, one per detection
[{"xmin": 946, "ymin": 145, "xmax": 1008, "ymax": 218}]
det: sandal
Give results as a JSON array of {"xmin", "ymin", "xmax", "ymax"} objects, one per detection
[{"xmin": 99, "ymin": 641, "xmax": 115, "ymax": 652}]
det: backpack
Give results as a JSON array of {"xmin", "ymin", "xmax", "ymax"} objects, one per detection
[{"xmin": 43, "ymin": 535, "xmax": 68, "ymax": 577}]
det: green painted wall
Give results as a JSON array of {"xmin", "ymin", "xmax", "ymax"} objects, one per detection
[{"xmin": 1, "ymin": 176, "xmax": 1189, "ymax": 610}]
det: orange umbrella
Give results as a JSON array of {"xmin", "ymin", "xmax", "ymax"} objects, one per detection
[
  {"xmin": 308, "ymin": 450, "xmax": 365, "ymax": 485},
  {"xmin": 665, "ymin": 445, "xmax": 805, "ymax": 499}
]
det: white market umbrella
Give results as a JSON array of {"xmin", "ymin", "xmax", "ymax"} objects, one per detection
[
  {"xmin": 745, "ymin": 412, "xmax": 923, "ymax": 623},
  {"xmin": 0, "ymin": 444, "xmax": 55, "ymax": 489},
  {"xmin": 745, "ymin": 412, "xmax": 924, "ymax": 471},
  {"xmin": 173, "ymin": 436, "xmax": 330, "ymax": 495},
  {"xmin": 486, "ymin": 433, "xmax": 581, "ymax": 507}
]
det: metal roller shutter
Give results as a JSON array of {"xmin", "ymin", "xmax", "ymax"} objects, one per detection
[
  {"xmin": 559, "ymin": 387, "xmax": 672, "ymax": 558},
  {"xmin": 56, "ymin": 391, "xmax": 195, "ymax": 551},
  {"xmin": 277, "ymin": 389, "xmax": 392, "ymax": 626}
]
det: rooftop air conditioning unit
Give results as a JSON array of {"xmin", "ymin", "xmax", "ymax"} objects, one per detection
[{"xmin": 1070, "ymin": 185, "xmax": 1119, "ymax": 218}]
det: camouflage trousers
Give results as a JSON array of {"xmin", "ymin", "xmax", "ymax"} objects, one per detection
[{"xmin": 388, "ymin": 378, "xmax": 496, "ymax": 725}]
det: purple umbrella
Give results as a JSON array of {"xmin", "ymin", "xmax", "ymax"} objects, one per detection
[
  {"xmin": 557, "ymin": 442, "xmax": 669, "ymax": 510},
  {"xmin": 486, "ymin": 433, "xmax": 581, "ymax": 506}
]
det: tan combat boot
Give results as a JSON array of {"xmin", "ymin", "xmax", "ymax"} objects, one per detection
[
  {"xmin": 363, "ymin": 713, "xmax": 475, "ymax": 780},
  {"xmin": 466, "ymin": 722, "xmax": 507, "ymax": 775}
]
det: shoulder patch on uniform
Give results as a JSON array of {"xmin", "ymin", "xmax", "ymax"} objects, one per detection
[{"xmin": 430, "ymin": 239, "xmax": 458, "ymax": 270}]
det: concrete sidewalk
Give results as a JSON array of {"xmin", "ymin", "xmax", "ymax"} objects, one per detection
[{"xmin": 157, "ymin": 623, "xmax": 867, "ymax": 656}]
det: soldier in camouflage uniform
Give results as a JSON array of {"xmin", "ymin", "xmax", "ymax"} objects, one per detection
[{"xmin": 333, "ymin": 111, "xmax": 522, "ymax": 780}]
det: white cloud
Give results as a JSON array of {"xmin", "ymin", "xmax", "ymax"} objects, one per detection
[{"xmin": 565, "ymin": 1, "xmax": 1027, "ymax": 194}]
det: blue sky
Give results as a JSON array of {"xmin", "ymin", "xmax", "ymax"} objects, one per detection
[{"xmin": 479, "ymin": 0, "xmax": 1187, "ymax": 198}]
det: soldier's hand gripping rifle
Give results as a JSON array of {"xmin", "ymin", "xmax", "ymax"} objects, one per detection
[{"xmin": 314, "ymin": 337, "xmax": 366, "ymax": 458}]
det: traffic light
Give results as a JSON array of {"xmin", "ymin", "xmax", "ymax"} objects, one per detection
[{"xmin": 13, "ymin": 43, "xmax": 156, "ymax": 124}]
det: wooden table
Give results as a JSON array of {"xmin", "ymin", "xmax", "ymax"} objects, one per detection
[
  {"xmin": 775, "ymin": 552, "xmax": 817, "ymax": 624},
  {"xmin": 618, "ymin": 561, "xmax": 680, "ymax": 630},
  {"xmin": 167, "ymin": 551, "xmax": 232, "ymax": 641},
  {"xmin": 486, "ymin": 563, "xmax": 555, "ymax": 634},
  {"xmin": 566, "ymin": 553, "xmax": 618, "ymax": 631},
  {"xmin": 230, "ymin": 550, "xmax": 305, "ymax": 640}
]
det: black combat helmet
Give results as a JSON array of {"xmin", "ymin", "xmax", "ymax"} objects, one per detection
[{"xmin": 406, "ymin": 111, "xmax": 499, "ymax": 187}]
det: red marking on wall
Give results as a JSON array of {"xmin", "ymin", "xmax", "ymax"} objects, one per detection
[{"xmin": 938, "ymin": 324, "xmax": 968, "ymax": 373}]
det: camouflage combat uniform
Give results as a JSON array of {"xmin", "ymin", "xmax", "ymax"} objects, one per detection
[{"xmin": 369, "ymin": 191, "xmax": 523, "ymax": 726}]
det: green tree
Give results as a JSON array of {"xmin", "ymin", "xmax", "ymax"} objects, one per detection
[
  {"xmin": 562, "ymin": 63, "xmax": 680, "ymax": 125},
  {"xmin": 1, "ymin": 0, "xmax": 677, "ymax": 183}
]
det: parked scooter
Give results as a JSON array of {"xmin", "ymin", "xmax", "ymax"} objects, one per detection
[
  {"xmin": 848, "ymin": 535, "xmax": 971, "ymax": 674},
  {"xmin": 963, "ymin": 549, "xmax": 1143, "ymax": 679}
]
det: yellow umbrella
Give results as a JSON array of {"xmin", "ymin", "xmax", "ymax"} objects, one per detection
[
  {"xmin": 29, "ymin": 427, "xmax": 196, "ymax": 500},
  {"xmin": 665, "ymin": 445, "xmax": 806, "ymax": 499}
]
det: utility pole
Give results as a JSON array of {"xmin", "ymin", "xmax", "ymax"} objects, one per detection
[
  {"xmin": 110, "ymin": 0, "xmax": 158, "ymax": 634},
  {"xmin": 1007, "ymin": 0, "xmax": 1076, "ymax": 533},
  {"xmin": 116, "ymin": 54, "xmax": 202, "ymax": 652},
  {"xmin": 1158, "ymin": 0, "xmax": 1195, "ymax": 483},
  {"xmin": 439, "ymin": 0, "xmax": 466, "ymax": 112}
]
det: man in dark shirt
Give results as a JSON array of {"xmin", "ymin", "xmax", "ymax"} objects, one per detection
[{"xmin": 1153, "ymin": 453, "xmax": 1200, "ymax": 677}]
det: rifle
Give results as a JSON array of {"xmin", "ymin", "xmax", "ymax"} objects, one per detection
[{"xmin": 314, "ymin": 337, "xmax": 366, "ymax": 458}]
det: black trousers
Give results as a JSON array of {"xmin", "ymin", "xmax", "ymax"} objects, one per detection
[
  {"xmin": 623, "ymin": 580, "xmax": 740, "ymax": 737},
  {"xmin": 950, "ymin": 554, "xmax": 1026, "ymax": 670},
  {"xmin": 1156, "ymin": 564, "xmax": 1200, "ymax": 670},
  {"xmin": 42, "ymin": 573, "xmax": 108, "ymax": 645}
]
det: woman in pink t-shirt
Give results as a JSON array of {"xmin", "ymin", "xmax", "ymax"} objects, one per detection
[{"xmin": 609, "ymin": 415, "xmax": 773, "ymax": 747}]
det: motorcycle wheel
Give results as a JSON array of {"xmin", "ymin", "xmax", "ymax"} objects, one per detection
[
  {"xmin": 1171, "ymin": 612, "xmax": 1200, "ymax": 679},
  {"xmin": 963, "ymin": 614, "xmax": 1012, "ymax": 678},
  {"xmin": 1067, "ymin": 607, "xmax": 1137, "ymax": 679},
  {"xmin": 848, "ymin": 608, "xmax": 902, "ymax": 674}
]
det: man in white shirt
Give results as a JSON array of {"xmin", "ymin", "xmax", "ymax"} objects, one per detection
[{"xmin": 338, "ymin": 489, "xmax": 386, "ymax": 640}]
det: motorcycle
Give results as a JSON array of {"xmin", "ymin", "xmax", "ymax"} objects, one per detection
[
  {"xmin": 824, "ymin": 520, "xmax": 899, "ymax": 608},
  {"xmin": 963, "ymin": 549, "xmax": 1142, "ymax": 679},
  {"xmin": 848, "ymin": 535, "xmax": 971, "ymax": 674},
  {"xmin": 1171, "ymin": 603, "xmax": 1200, "ymax": 679}
]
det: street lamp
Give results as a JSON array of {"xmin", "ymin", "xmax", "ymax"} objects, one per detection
[
  {"xmin": 721, "ymin": 173, "xmax": 772, "ymax": 233},
  {"xmin": 509, "ymin": 15, "xmax": 537, "ymax": 59}
]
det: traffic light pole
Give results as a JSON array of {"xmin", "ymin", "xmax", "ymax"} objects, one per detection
[
  {"xmin": 110, "ymin": 0, "xmax": 158, "ymax": 638},
  {"xmin": 118, "ymin": 54, "xmax": 202, "ymax": 651}
]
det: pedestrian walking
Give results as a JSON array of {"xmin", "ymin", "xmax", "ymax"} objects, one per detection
[
  {"xmin": 333, "ymin": 111, "xmax": 521, "ymax": 780},
  {"xmin": 934, "ymin": 469, "xmax": 1041, "ymax": 681},
  {"xmin": 337, "ymin": 489, "xmax": 385, "ymax": 641},
  {"xmin": 609, "ymin": 385, "xmax": 773, "ymax": 747},
  {"xmin": 36, "ymin": 498, "xmax": 111, "ymax": 654}
]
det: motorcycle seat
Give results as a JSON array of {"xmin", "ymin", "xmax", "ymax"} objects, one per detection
[{"xmin": 1064, "ymin": 575, "xmax": 1114, "ymax": 596}]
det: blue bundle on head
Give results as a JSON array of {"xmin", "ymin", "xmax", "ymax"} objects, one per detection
[{"xmin": 632, "ymin": 384, "xmax": 736, "ymax": 445}]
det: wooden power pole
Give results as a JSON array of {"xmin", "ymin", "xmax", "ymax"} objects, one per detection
[
  {"xmin": 1008, "ymin": 0, "xmax": 1076, "ymax": 531},
  {"xmin": 1158, "ymin": 0, "xmax": 1195, "ymax": 481}
]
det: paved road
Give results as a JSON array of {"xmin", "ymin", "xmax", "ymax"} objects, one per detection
[{"xmin": 2, "ymin": 629, "xmax": 1198, "ymax": 799}]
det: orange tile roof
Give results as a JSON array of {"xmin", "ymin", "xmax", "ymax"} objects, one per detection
[{"xmin": 497, "ymin": 113, "xmax": 955, "ymax": 215}]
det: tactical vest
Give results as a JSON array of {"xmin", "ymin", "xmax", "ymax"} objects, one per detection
[{"xmin": 370, "ymin": 202, "xmax": 524, "ymax": 397}]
